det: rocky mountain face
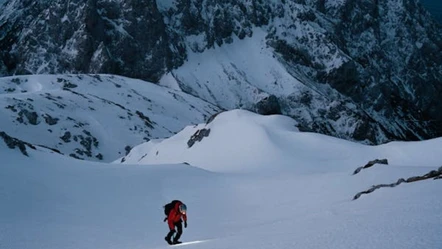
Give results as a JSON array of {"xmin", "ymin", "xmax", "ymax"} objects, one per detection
[
  {"xmin": 1, "ymin": 0, "xmax": 441, "ymax": 145},
  {"xmin": 0, "ymin": 0, "xmax": 184, "ymax": 82},
  {"xmin": 324, "ymin": 0, "xmax": 442, "ymax": 141}
]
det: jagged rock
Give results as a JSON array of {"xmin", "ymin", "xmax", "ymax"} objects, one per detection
[
  {"xmin": 38, "ymin": 145, "xmax": 62, "ymax": 154},
  {"xmin": 255, "ymin": 95, "xmax": 282, "ymax": 115},
  {"xmin": 136, "ymin": 111, "xmax": 154, "ymax": 129},
  {"xmin": 353, "ymin": 166, "xmax": 442, "ymax": 200},
  {"xmin": 69, "ymin": 130, "xmax": 100, "ymax": 159},
  {"xmin": 396, "ymin": 178, "xmax": 407, "ymax": 185},
  {"xmin": 354, "ymin": 180, "xmax": 402, "ymax": 200},
  {"xmin": 5, "ymin": 105, "xmax": 17, "ymax": 112},
  {"xmin": 69, "ymin": 153, "xmax": 82, "ymax": 160},
  {"xmin": 0, "ymin": 0, "xmax": 180, "ymax": 83},
  {"xmin": 407, "ymin": 169, "xmax": 442, "ymax": 182},
  {"xmin": 405, "ymin": 176, "xmax": 423, "ymax": 183},
  {"xmin": 125, "ymin": 146, "xmax": 132, "ymax": 156},
  {"xmin": 0, "ymin": 131, "xmax": 35, "ymax": 156},
  {"xmin": 353, "ymin": 159, "xmax": 389, "ymax": 175},
  {"xmin": 187, "ymin": 128, "xmax": 210, "ymax": 148},
  {"xmin": 57, "ymin": 78, "xmax": 78, "ymax": 89},
  {"xmin": 17, "ymin": 109, "xmax": 39, "ymax": 125},
  {"xmin": 60, "ymin": 132, "xmax": 72, "ymax": 143},
  {"xmin": 325, "ymin": 0, "xmax": 442, "ymax": 142},
  {"xmin": 364, "ymin": 159, "xmax": 388, "ymax": 168},
  {"xmin": 43, "ymin": 114, "xmax": 59, "ymax": 125}
]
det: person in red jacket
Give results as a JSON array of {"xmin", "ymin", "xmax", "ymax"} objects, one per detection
[{"xmin": 164, "ymin": 200, "xmax": 187, "ymax": 245}]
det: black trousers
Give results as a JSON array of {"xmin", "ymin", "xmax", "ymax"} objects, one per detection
[{"xmin": 166, "ymin": 221, "xmax": 183, "ymax": 241}]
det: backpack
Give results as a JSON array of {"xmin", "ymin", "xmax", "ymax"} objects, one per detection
[{"xmin": 164, "ymin": 200, "xmax": 180, "ymax": 216}]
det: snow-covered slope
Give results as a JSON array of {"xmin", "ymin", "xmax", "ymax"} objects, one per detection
[
  {"xmin": 164, "ymin": 27, "xmax": 390, "ymax": 145},
  {"xmin": 120, "ymin": 109, "xmax": 442, "ymax": 173},
  {"xmin": 2, "ymin": 110, "xmax": 442, "ymax": 249},
  {"xmin": 0, "ymin": 74, "xmax": 220, "ymax": 161}
]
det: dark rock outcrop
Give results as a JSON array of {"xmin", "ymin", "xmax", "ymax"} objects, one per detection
[
  {"xmin": 17, "ymin": 109, "xmax": 39, "ymax": 125},
  {"xmin": 136, "ymin": 111, "xmax": 155, "ymax": 129},
  {"xmin": 323, "ymin": 0, "xmax": 442, "ymax": 142},
  {"xmin": 353, "ymin": 159, "xmax": 389, "ymax": 175},
  {"xmin": 0, "ymin": 0, "xmax": 183, "ymax": 82},
  {"xmin": 187, "ymin": 128, "xmax": 210, "ymax": 148},
  {"xmin": 206, "ymin": 112, "xmax": 222, "ymax": 125},
  {"xmin": 43, "ymin": 114, "xmax": 59, "ymax": 125},
  {"xmin": 60, "ymin": 132, "xmax": 72, "ymax": 143},
  {"xmin": 255, "ymin": 95, "xmax": 282, "ymax": 115},
  {"xmin": 353, "ymin": 166, "xmax": 442, "ymax": 200},
  {"xmin": 0, "ymin": 131, "xmax": 36, "ymax": 156}
]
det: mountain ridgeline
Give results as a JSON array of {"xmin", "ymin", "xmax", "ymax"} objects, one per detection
[
  {"xmin": 421, "ymin": 0, "xmax": 442, "ymax": 23},
  {"xmin": 1, "ymin": 0, "xmax": 441, "ymax": 145}
]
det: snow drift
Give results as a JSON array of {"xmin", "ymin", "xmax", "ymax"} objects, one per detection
[
  {"xmin": 120, "ymin": 109, "xmax": 442, "ymax": 173},
  {"xmin": 2, "ymin": 109, "xmax": 442, "ymax": 249}
]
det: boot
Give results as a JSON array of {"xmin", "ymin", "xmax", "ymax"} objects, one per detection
[
  {"xmin": 165, "ymin": 237, "xmax": 173, "ymax": 245},
  {"xmin": 173, "ymin": 233, "xmax": 182, "ymax": 244}
]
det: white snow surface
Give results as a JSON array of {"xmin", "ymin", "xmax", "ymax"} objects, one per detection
[
  {"xmin": 121, "ymin": 110, "xmax": 442, "ymax": 173},
  {"xmin": 161, "ymin": 28, "xmax": 303, "ymax": 109},
  {"xmin": 2, "ymin": 109, "xmax": 442, "ymax": 249},
  {"xmin": 0, "ymin": 74, "xmax": 220, "ymax": 161}
]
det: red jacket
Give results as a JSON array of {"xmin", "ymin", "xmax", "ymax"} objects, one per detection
[{"xmin": 167, "ymin": 201, "xmax": 187, "ymax": 230}]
